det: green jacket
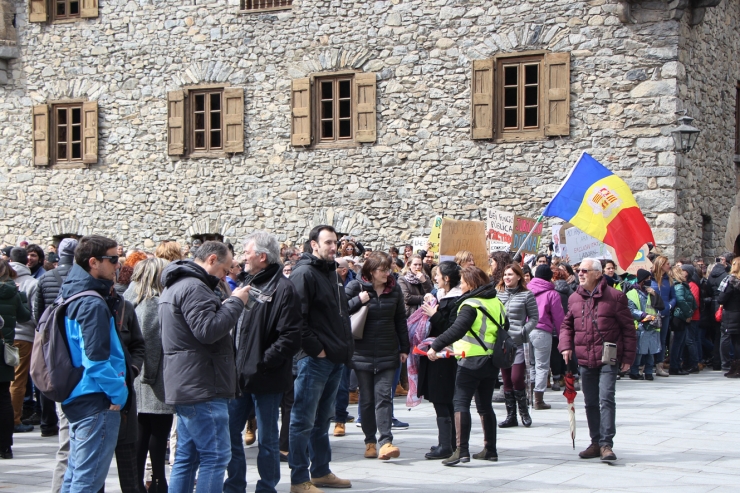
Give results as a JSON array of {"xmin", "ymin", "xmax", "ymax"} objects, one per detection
[
  {"xmin": 0, "ymin": 279, "xmax": 32, "ymax": 382},
  {"xmin": 673, "ymin": 281, "xmax": 697, "ymax": 321}
]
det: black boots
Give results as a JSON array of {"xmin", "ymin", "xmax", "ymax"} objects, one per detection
[
  {"xmin": 443, "ymin": 412, "xmax": 471, "ymax": 466},
  {"xmin": 514, "ymin": 390, "xmax": 532, "ymax": 427},
  {"xmin": 498, "ymin": 391, "xmax": 518, "ymax": 428},
  {"xmin": 425, "ymin": 417, "xmax": 454, "ymax": 459},
  {"xmin": 472, "ymin": 413, "xmax": 498, "ymax": 461},
  {"xmin": 148, "ymin": 479, "xmax": 168, "ymax": 493},
  {"xmin": 725, "ymin": 360, "xmax": 740, "ymax": 378}
]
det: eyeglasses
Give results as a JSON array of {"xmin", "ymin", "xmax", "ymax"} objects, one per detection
[
  {"xmin": 577, "ymin": 269, "xmax": 594, "ymax": 274},
  {"xmin": 97, "ymin": 255, "xmax": 119, "ymax": 264}
]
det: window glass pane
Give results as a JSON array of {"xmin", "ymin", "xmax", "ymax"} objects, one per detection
[
  {"xmin": 321, "ymin": 81, "xmax": 333, "ymax": 100},
  {"xmin": 504, "ymin": 66, "xmax": 518, "ymax": 86},
  {"xmin": 525, "ymin": 86, "xmax": 538, "ymax": 106},
  {"xmin": 211, "ymin": 131, "xmax": 221, "ymax": 148},
  {"xmin": 339, "ymin": 80, "xmax": 351, "ymax": 99},
  {"xmin": 194, "ymin": 131, "xmax": 205, "ymax": 149},
  {"xmin": 70, "ymin": 0, "xmax": 79, "ymax": 15},
  {"xmin": 524, "ymin": 107, "xmax": 538, "ymax": 128},
  {"xmin": 58, "ymin": 144, "xmax": 67, "ymax": 159},
  {"xmin": 57, "ymin": 125, "xmax": 67, "ymax": 143},
  {"xmin": 72, "ymin": 125, "xmax": 81, "ymax": 142},
  {"xmin": 339, "ymin": 100, "xmax": 350, "ymax": 119},
  {"xmin": 195, "ymin": 113, "xmax": 205, "ymax": 131},
  {"xmin": 210, "ymin": 112, "xmax": 221, "ymax": 130},
  {"xmin": 504, "ymin": 87, "xmax": 517, "ymax": 107},
  {"xmin": 321, "ymin": 121, "xmax": 333, "ymax": 139},
  {"xmin": 321, "ymin": 101, "xmax": 333, "ymax": 119},
  {"xmin": 71, "ymin": 143, "xmax": 81, "ymax": 159},
  {"xmin": 71, "ymin": 108, "xmax": 81, "ymax": 124},
  {"xmin": 56, "ymin": 2, "xmax": 65, "ymax": 16},
  {"xmin": 339, "ymin": 120, "xmax": 351, "ymax": 138},
  {"xmin": 210, "ymin": 93, "xmax": 221, "ymax": 111},
  {"xmin": 504, "ymin": 109, "xmax": 517, "ymax": 128},
  {"xmin": 57, "ymin": 108, "xmax": 67, "ymax": 125},
  {"xmin": 525, "ymin": 65, "xmax": 538, "ymax": 85},
  {"xmin": 195, "ymin": 94, "xmax": 205, "ymax": 112}
]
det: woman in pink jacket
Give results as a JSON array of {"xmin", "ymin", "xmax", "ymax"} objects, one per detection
[{"xmin": 527, "ymin": 265, "xmax": 565, "ymax": 410}]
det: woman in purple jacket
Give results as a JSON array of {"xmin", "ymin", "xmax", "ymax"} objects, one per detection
[{"xmin": 527, "ymin": 265, "xmax": 565, "ymax": 410}]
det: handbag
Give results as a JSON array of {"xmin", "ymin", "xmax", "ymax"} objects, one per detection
[
  {"xmin": 3, "ymin": 343, "xmax": 19, "ymax": 367},
  {"xmin": 471, "ymin": 306, "xmax": 516, "ymax": 370},
  {"xmin": 715, "ymin": 305, "xmax": 723, "ymax": 323},
  {"xmin": 670, "ymin": 308, "xmax": 687, "ymax": 331},
  {"xmin": 350, "ymin": 304, "xmax": 368, "ymax": 340}
]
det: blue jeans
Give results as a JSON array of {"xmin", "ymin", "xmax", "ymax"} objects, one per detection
[
  {"xmin": 686, "ymin": 321, "xmax": 702, "ymax": 368},
  {"xmin": 670, "ymin": 329, "xmax": 688, "ymax": 371},
  {"xmin": 289, "ymin": 357, "xmax": 343, "ymax": 485},
  {"xmin": 334, "ymin": 365, "xmax": 351, "ymax": 424},
  {"xmin": 61, "ymin": 409, "xmax": 120, "ymax": 493},
  {"xmin": 579, "ymin": 364, "xmax": 618, "ymax": 448},
  {"xmin": 630, "ymin": 353, "xmax": 654, "ymax": 375},
  {"xmin": 225, "ymin": 392, "xmax": 283, "ymax": 493},
  {"xmin": 170, "ymin": 399, "xmax": 231, "ymax": 493}
]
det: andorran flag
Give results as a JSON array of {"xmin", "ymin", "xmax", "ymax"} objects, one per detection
[{"xmin": 543, "ymin": 152, "xmax": 654, "ymax": 269}]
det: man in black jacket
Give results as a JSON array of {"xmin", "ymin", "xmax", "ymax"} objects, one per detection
[
  {"xmin": 224, "ymin": 231, "xmax": 301, "ymax": 493},
  {"xmin": 288, "ymin": 225, "xmax": 353, "ymax": 493}
]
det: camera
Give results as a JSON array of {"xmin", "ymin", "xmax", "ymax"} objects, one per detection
[{"xmin": 715, "ymin": 257, "xmax": 722, "ymax": 263}]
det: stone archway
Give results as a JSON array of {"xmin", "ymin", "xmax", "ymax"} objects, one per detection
[
  {"xmin": 48, "ymin": 219, "xmax": 89, "ymax": 244},
  {"xmin": 185, "ymin": 217, "xmax": 233, "ymax": 244}
]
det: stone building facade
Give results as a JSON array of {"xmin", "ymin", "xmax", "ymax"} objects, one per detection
[{"xmin": 0, "ymin": 0, "xmax": 737, "ymax": 260}]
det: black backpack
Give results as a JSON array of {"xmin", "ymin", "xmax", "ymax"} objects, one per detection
[{"xmin": 30, "ymin": 291, "xmax": 104, "ymax": 402}]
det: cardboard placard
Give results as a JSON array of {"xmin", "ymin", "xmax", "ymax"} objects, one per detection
[
  {"xmin": 552, "ymin": 224, "xmax": 567, "ymax": 258},
  {"xmin": 511, "ymin": 215, "xmax": 543, "ymax": 255},
  {"xmin": 606, "ymin": 244, "xmax": 653, "ymax": 275},
  {"xmin": 486, "ymin": 209, "xmax": 514, "ymax": 252},
  {"xmin": 427, "ymin": 216, "xmax": 443, "ymax": 262},
  {"xmin": 564, "ymin": 227, "xmax": 613, "ymax": 264},
  {"xmin": 411, "ymin": 237, "xmax": 427, "ymax": 254},
  {"xmin": 439, "ymin": 218, "xmax": 488, "ymax": 269}
]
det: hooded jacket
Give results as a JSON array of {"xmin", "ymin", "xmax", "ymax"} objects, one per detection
[
  {"xmin": 33, "ymin": 256, "xmax": 74, "ymax": 323},
  {"xmin": 708, "ymin": 263, "xmax": 729, "ymax": 312},
  {"xmin": 718, "ymin": 275, "xmax": 740, "ymax": 334},
  {"xmin": 528, "ymin": 277, "xmax": 565, "ymax": 336},
  {"xmin": 346, "ymin": 275, "xmax": 409, "ymax": 373},
  {"xmin": 235, "ymin": 263, "xmax": 302, "ymax": 395},
  {"xmin": 0, "ymin": 280, "xmax": 31, "ymax": 382},
  {"xmin": 159, "ymin": 260, "xmax": 245, "ymax": 405},
  {"xmin": 8, "ymin": 262, "xmax": 37, "ymax": 343},
  {"xmin": 289, "ymin": 253, "xmax": 353, "ymax": 366},
  {"xmin": 60, "ymin": 264, "xmax": 128, "ymax": 423},
  {"xmin": 673, "ymin": 280, "xmax": 697, "ymax": 322},
  {"xmin": 558, "ymin": 276, "xmax": 637, "ymax": 369}
]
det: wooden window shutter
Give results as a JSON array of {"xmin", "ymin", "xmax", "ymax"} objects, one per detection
[
  {"xmin": 167, "ymin": 90, "xmax": 185, "ymax": 156},
  {"xmin": 544, "ymin": 52, "xmax": 571, "ymax": 137},
  {"xmin": 223, "ymin": 88, "xmax": 244, "ymax": 153},
  {"xmin": 29, "ymin": 0, "xmax": 48, "ymax": 22},
  {"xmin": 80, "ymin": 0, "xmax": 98, "ymax": 18},
  {"xmin": 82, "ymin": 101, "xmax": 98, "ymax": 164},
  {"xmin": 32, "ymin": 104, "xmax": 49, "ymax": 166},
  {"xmin": 291, "ymin": 78, "xmax": 311, "ymax": 146},
  {"xmin": 354, "ymin": 72, "xmax": 377, "ymax": 143},
  {"xmin": 471, "ymin": 59, "xmax": 494, "ymax": 140}
]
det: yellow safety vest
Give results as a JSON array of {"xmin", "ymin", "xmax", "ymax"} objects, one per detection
[
  {"xmin": 454, "ymin": 297, "xmax": 505, "ymax": 358},
  {"xmin": 626, "ymin": 288, "xmax": 658, "ymax": 330}
]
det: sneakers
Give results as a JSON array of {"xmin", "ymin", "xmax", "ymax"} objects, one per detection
[
  {"xmin": 310, "ymin": 473, "xmax": 351, "ymax": 488},
  {"xmin": 290, "ymin": 482, "xmax": 324, "ymax": 493},
  {"xmin": 14, "ymin": 424, "xmax": 34, "ymax": 433},
  {"xmin": 244, "ymin": 417, "xmax": 256, "ymax": 446},
  {"xmin": 333, "ymin": 423, "xmax": 345, "ymax": 437},
  {"xmin": 578, "ymin": 443, "xmax": 601, "ymax": 459},
  {"xmin": 391, "ymin": 418, "xmax": 409, "ymax": 429},
  {"xmin": 628, "ymin": 373, "xmax": 644, "ymax": 380},
  {"xmin": 378, "ymin": 442, "xmax": 400, "ymax": 460},
  {"xmin": 364, "ymin": 443, "xmax": 377, "ymax": 459},
  {"xmin": 600, "ymin": 445, "xmax": 617, "ymax": 461}
]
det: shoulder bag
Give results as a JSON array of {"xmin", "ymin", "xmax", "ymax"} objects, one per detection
[{"xmin": 3, "ymin": 342, "xmax": 19, "ymax": 367}]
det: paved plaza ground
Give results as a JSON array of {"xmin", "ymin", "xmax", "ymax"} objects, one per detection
[{"xmin": 2, "ymin": 369, "xmax": 739, "ymax": 492}]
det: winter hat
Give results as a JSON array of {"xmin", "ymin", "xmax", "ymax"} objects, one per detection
[
  {"xmin": 681, "ymin": 264, "xmax": 701, "ymax": 285},
  {"xmin": 0, "ymin": 246, "xmax": 12, "ymax": 258},
  {"xmin": 47, "ymin": 253, "xmax": 59, "ymax": 263},
  {"xmin": 534, "ymin": 264, "xmax": 553, "ymax": 281},
  {"xmin": 636, "ymin": 268, "xmax": 651, "ymax": 284},
  {"xmin": 58, "ymin": 238, "xmax": 79, "ymax": 258}
]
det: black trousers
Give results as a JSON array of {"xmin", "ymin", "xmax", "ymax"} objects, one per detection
[
  {"xmin": 0, "ymin": 382, "xmax": 13, "ymax": 452},
  {"xmin": 137, "ymin": 413, "xmax": 174, "ymax": 486},
  {"xmin": 40, "ymin": 392, "xmax": 58, "ymax": 433},
  {"xmin": 454, "ymin": 362, "xmax": 497, "ymax": 415}
]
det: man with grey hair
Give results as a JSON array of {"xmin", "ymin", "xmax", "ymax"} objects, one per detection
[
  {"xmin": 224, "ymin": 231, "xmax": 302, "ymax": 493},
  {"xmin": 559, "ymin": 257, "xmax": 636, "ymax": 462},
  {"xmin": 160, "ymin": 241, "xmax": 251, "ymax": 492}
]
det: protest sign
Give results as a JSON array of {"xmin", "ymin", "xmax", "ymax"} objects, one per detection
[
  {"xmin": 439, "ymin": 218, "xmax": 488, "ymax": 268},
  {"xmin": 606, "ymin": 244, "xmax": 652, "ymax": 275},
  {"xmin": 486, "ymin": 209, "xmax": 514, "ymax": 252},
  {"xmin": 511, "ymin": 215, "xmax": 543, "ymax": 255},
  {"xmin": 411, "ymin": 237, "xmax": 427, "ymax": 254},
  {"xmin": 565, "ymin": 227, "xmax": 612, "ymax": 264},
  {"xmin": 427, "ymin": 216, "xmax": 443, "ymax": 262},
  {"xmin": 552, "ymin": 224, "xmax": 567, "ymax": 258}
]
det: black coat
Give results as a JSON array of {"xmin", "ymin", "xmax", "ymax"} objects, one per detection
[
  {"xmin": 235, "ymin": 264, "xmax": 302, "ymax": 395},
  {"xmin": 397, "ymin": 275, "xmax": 433, "ymax": 318},
  {"xmin": 417, "ymin": 291, "xmax": 460, "ymax": 404},
  {"xmin": 718, "ymin": 276, "xmax": 740, "ymax": 335},
  {"xmin": 289, "ymin": 253, "xmax": 353, "ymax": 366},
  {"xmin": 346, "ymin": 277, "xmax": 410, "ymax": 373},
  {"xmin": 33, "ymin": 257, "xmax": 74, "ymax": 322}
]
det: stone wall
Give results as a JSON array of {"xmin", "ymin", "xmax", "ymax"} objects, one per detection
[{"xmin": 0, "ymin": 0, "xmax": 734, "ymax": 259}]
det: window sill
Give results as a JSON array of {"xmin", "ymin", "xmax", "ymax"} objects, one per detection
[
  {"xmin": 53, "ymin": 162, "xmax": 88, "ymax": 169},
  {"xmin": 51, "ymin": 18, "xmax": 83, "ymax": 25},
  {"xmin": 495, "ymin": 132, "xmax": 546, "ymax": 144},
  {"xmin": 311, "ymin": 141, "xmax": 360, "ymax": 150},
  {"xmin": 238, "ymin": 6, "xmax": 292, "ymax": 13},
  {"xmin": 184, "ymin": 151, "xmax": 231, "ymax": 159}
]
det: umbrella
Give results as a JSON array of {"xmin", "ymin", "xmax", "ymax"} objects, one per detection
[{"xmin": 563, "ymin": 371, "xmax": 578, "ymax": 449}]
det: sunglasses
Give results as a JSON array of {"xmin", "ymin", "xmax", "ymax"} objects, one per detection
[
  {"xmin": 577, "ymin": 269, "xmax": 594, "ymax": 274},
  {"xmin": 97, "ymin": 255, "xmax": 119, "ymax": 264}
]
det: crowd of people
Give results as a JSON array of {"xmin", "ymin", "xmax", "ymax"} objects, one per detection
[{"xmin": 0, "ymin": 231, "xmax": 738, "ymax": 493}]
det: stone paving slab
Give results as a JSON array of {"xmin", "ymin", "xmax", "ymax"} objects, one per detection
[{"xmin": 1, "ymin": 370, "xmax": 739, "ymax": 492}]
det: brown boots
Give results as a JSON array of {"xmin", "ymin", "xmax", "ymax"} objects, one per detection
[{"xmin": 534, "ymin": 391, "xmax": 551, "ymax": 410}]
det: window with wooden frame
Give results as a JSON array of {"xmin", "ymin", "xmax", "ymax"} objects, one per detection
[
  {"xmin": 239, "ymin": 0, "xmax": 293, "ymax": 12},
  {"xmin": 28, "ymin": 0, "xmax": 98, "ymax": 23},
  {"xmin": 32, "ymin": 100, "xmax": 98, "ymax": 167},
  {"xmin": 167, "ymin": 86, "xmax": 244, "ymax": 158},
  {"xmin": 290, "ymin": 72, "xmax": 377, "ymax": 148},
  {"xmin": 471, "ymin": 51, "xmax": 570, "ymax": 142}
]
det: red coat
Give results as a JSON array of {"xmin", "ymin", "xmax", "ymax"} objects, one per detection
[{"xmin": 558, "ymin": 276, "xmax": 637, "ymax": 369}]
